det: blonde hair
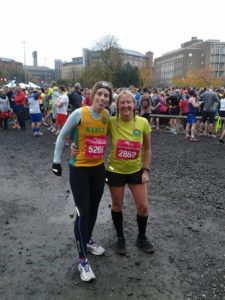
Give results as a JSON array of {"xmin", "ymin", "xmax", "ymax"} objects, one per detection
[{"xmin": 116, "ymin": 89, "xmax": 137, "ymax": 126}]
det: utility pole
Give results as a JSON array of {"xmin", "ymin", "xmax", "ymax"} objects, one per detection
[
  {"xmin": 22, "ymin": 41, "xmax": 26, "ymax": 66},
  {"xmin": 22, "ymin": 41, "xmax": 27, "ymax": 83}
]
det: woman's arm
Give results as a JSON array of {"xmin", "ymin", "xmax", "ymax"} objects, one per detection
[
  {"xmin": 142, "ymin": 132, "xmax": 151, "ymax": 182},
  {"xmin": 53, "ymin": 109, "xmax": 81, "ymax": 163}
]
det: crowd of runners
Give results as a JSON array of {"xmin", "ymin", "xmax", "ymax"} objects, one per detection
[{"xmin": 0, "ymin": 82, "xmax": 225, "ymax": 144}]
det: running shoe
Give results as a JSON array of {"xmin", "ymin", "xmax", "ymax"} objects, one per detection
[
  {"xmin": 116, "ymin": 237, "xmax": 127, "ymax": 255},
  {"xmin": 33, "ymin": 132, "xmax": 37, "ymax": 137},
  {"xmin": 218, "ymin": 139, "xmax": 224, "ymax": 144},
  {"xmin": 50, "ymin": 127, "xmax": 56, "ymax": 133},
  {"xmin": 78, "ymin": 259, "xmax": 95, "ymax": 282},
  {"xmin": 190, "ymin": 137, "xmax": 199, "ymax": 142},
  {"xmin": 208, "ymin": 133, "xmax": 217, "ymax": 138},
  {"xmin": 87, "ymin": 239, "xmax": 105, "ymax": 255},
  {"xmin": 136, "ymin": 236, "xmax": 155, "ymax": 254},
  {"xmin": 12, "ymin": 123, "xmax": 20, "ymax": 129},
  {"xmin": 37, "ymin": 132, "xmax": 43, "ymax": 136}
]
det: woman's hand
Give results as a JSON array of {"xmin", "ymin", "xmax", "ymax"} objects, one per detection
[
  {"xmin": 142, "ymin": 169, "xmax": 149, "ymax": 183},
  {"xmin": 70, "ymin": 142, "xmax": 78, "ymax": 157}
]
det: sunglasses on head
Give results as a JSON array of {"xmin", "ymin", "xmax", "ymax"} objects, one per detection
[{"xmin": 97, "ymin": 82, "xmax": 112, "ymax": 90}]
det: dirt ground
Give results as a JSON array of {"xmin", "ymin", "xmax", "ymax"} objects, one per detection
[{"xmin": 0, "ymin": 125, "xmax": 225, "ymax": 300}]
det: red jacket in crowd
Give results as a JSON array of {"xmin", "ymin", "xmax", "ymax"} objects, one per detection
[{"xmin": 14, "ymin": 91, "xmax": 26, "ymax": 106}]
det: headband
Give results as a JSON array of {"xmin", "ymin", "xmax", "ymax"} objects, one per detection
[{"xmin": 96, "ymin": 81, "xmax": 112, "ymax": 94}]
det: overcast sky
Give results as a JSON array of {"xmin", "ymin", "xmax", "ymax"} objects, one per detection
[{"xmin": 1, "ymin": 0, "xmax": 225, "ymax": 69}]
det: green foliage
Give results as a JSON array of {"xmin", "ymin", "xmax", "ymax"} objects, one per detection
[
  {"xmin": 113, "ymin": 63, "xmax": 139, "ymax": 87},
  {"xmin": 57, "ymin": 79, "xmax": 71, "ymax": 87}
]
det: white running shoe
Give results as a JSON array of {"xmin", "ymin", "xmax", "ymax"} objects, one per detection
[
  {"xmin": 87, "ymin": 239, "xmax": 105, "ymax": 255},
  {"xmin": 37, "ymin": 132, "xmax": 43, "ymax": 136},
  {"xmin": 78, "ymin": 259, "xmax": 95, "ymax": 282}
]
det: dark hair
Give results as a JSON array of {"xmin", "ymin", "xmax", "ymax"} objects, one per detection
[
  {"xmin": 90, "ymin": 81, "xmax": 113, "ymax": 105},
  {"xmin": 59, "ymin": 85, "xmax": 66, "ymax": 92},
  {"xmin": 188, "ymin": 89, "xmax": 196, "ymax": 97}
]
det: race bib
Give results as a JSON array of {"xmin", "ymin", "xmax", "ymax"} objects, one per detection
[
  {"xmin": 115, "ymin": 139, "xmax": 141, "ymax": 160},
  {"xmin": 85, "ymin": 136, "xmax": 107, "ymax": 159}
]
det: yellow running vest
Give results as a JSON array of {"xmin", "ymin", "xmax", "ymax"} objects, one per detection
[{"xmin": 70, "ymin": 106, "xmax": 109, "ymax": 167}]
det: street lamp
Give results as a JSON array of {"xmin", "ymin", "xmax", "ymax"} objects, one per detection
[
  {"xmin": 22, "ymin": 41, "xmax": 27, "ymax": 83},
  {"xmin": 22, "ymin": 41, "xmax": 26, "ymax": 66}
]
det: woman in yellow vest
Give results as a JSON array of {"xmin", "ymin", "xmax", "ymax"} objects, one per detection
[
  {"xmin": 105, "ymin": 89, "xmax": 154, "ymax": 256},
  {"xmin": 52, "ymin": 81, "xmax": 113, "ymax": 282}
]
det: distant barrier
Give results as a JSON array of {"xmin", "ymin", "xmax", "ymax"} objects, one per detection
[{"xmin": 149, "ymin": 114, "xmax": 225, "ymax": 121}]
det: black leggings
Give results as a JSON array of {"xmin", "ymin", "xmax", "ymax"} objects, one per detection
[{"xmin": 69, "ymin": 163, "xmax": 105, "ymax": 259}]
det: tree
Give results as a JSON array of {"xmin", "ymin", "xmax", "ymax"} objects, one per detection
[
  {"xmin": 91, "ymin": 35, "xmax": 123, "ymax": 84},
  {"xmin": 172, "ymin": 66, "xmax": 223, "ymax": 88},
  {"xmin": 139, "ymin": 62, "xmax": 153, "ymax": 88},
  {"xmin": 93, "ymin": 35, "xmax": 122, "ymax": 68},
  {"xmin": 113, "ymin": 63, "xmax": 139, "ymax": 87},
  {"xmin": 57, "ymin": 79, "xmax": 71, "ymax": 87}
]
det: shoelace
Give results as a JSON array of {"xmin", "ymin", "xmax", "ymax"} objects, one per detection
[
  {"xmin": 83, "ymin": 262, "xmax": 90, "ymax": 272},
  {"xmin": 80, "ymin": 259, "xmax": 90, "ymax": 272},
  {"xmin": 88, "ymin": 239, "xmax": 98, "ymax": 248}
]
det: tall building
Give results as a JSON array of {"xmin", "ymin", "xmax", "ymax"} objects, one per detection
[
  {"xmin": 54, "ymin": 59, "xmax": 62, "ymax": 81},
  {"xmin": 24, "ymin": 65, "xmax": 56, "ymax": 85},
  {"xmin": 154, "ymin": 37, "xmax": 225, "ymax": 87},
  {"xmin": 32, "ymin": 51, "xmax": 38, "ymax": 67},
  {"xmin": 61, "ymin": 48, "xmax": 153, "ymax": 81}
]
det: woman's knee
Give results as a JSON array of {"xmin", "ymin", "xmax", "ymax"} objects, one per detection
[
  {"xmin": 137, "ymin": 205, "xmax": 148, "ymax": 216},
  {"xmin": 112, "ymin": 200, "xmax": 123, "ymax": 211}
]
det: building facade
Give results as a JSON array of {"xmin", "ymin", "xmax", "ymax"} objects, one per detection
[
  {"xmin": 61, "ymin": 48, "xmax": 153, "ymax": 81},
  {"xmin": 0, "ymin": 57, "xmax": 24, "ymax": 83},
  {"xmin": 154, "ymin": 37, "xmax": 225, "ymax": 87},
  {"xmin": 24, "ymin": 65, "xmax": 56, "ymax": 86}
]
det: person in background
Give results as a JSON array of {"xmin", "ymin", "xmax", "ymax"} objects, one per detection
[
  {"xmin": 158, "ymin": 92, "xmax": 168, "ymax": 127},
  {"xmin": 134, "ymin": 88, "xmax": 142, "ymax": 114},
  {"xmin": 179, "ymin": 92, "xmax": 189, "ymax": 130},
  {"xmin": 199, "ymin": 87, "xmax": 220, "ymax": 137},
  {"xmin": 14, "ymin": 85, "xmax": 26, "ymax": 129},
  {"xmin": 50, "ymin": 86, "xmax": 59, "ymax": 133},
  {"xmin": 82, "ymin": 89, "xmax": 92, "ymax": 106},
  {"xmin": 55, "ymin": 85, "xmax": 69, "ymax": 144},
  {"xmin": 105, "ymin": 89, "xmax": 155, "ymax": 256},
  {"xmin": 0, "ymin": 88, "xmax": 11, "ymax": 130},
  {"xmin": 38, "ymin": 88, "xmax": 46, "ymax": 124},
  {"xmin": 218, "ymin": 128, "xmax": 225, "ymax": 144},
  {"xmin": 167, "ymin": 89, "xmax": 181, "ymax": 134},
  {"xmin": 140, "ymin": 88, "xmax": 152, "ymax": 124},
  {"xmin": 52, "ymin": 81, "xmax": 113, "ymax": 282},
  {"xmin": 185, "ymin": 89, "xmax": 201, "ymax": 142},
  {"xmin": 218, "ymin": 91, "xmax": 225, "ymax": 129},
  {"xmin": 68, "ymin": 82, "xmax": 82, "ymax": 112},
  {"xmin": 27, "ymin": 89, "xmax": 43, "ymax": 136}
]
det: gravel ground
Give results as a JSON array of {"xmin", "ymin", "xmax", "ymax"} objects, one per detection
[{"xmin": 0, "ymin": 125, "xmax": 225, "ymax": 300}]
